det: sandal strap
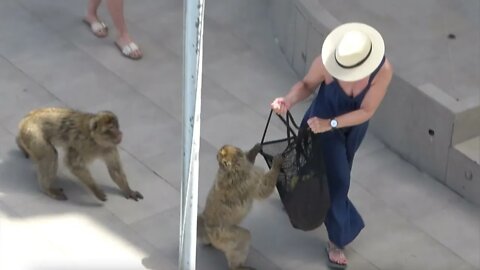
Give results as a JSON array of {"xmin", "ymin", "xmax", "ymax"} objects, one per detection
[
  {"xmin": 91, "ymin": 21, "xmax": 107, "ymax": 32},
  {"xmin": 121, "ymin": 42, "xmax": 140, "ymax": 55}
]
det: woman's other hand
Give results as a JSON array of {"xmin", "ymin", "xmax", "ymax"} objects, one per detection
[{"xmin": 307, "ymin": 117, "xmax": 332, "ymax": 133}]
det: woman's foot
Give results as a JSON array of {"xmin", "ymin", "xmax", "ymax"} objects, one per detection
[
  {"xmin": 115, "ymin": 34, "xmax": 143, "ymax": 60},
  {"xmin": 326, "ymin": 241, "xmax": 347, "ymax": 268},
  {"xmin": 83, "ymin": 16, "xmax": 108, "ymax": 38}
]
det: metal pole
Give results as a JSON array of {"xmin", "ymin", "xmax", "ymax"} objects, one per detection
[{"xmin": 180, "ymin": 0, "xmax": 205, "ymax": 269}]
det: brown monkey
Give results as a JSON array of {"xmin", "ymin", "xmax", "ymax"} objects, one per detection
[
  {"xmin": 197, "ymin": 143, "xmax": 283, "ymax": 270},
  {"xmin": 16, "ymin": 107, "xmax": 143, "ymax": 202}
]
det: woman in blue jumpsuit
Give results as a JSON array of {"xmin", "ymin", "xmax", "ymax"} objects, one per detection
[{"xmin": 271, "ymin": 23, "xmax": 393, "ymax": 268}]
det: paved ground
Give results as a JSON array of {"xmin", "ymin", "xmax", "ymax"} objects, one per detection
[{"xmin": 0, "ymin": 0, "xmax": 478, "ymax": 269}]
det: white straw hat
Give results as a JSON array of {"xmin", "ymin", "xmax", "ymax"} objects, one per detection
[{"xmin": 321, "ymin": 22, "xmax": 385, "ymax": 82}]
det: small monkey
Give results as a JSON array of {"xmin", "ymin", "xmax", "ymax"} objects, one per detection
[
  {"xmin": 16, "ymin": 107, "xmax": 143, "ymax": 202},
  {"xmin": 197, "ymin": 143, "xmax": 283, "ymax": 270}
]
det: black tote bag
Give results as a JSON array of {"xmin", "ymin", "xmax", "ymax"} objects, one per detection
[{"xmin": 259, "ymin": 109, "xmax": 330, "ymax": 231}]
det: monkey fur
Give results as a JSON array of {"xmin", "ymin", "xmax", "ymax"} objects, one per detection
[
  {"xmin": 197, "ymin": 143, "xmax": 283, "ymax": 270},
  {"xmin": 16, "ymin": 107, "xmax": 143, "ymax": 202}
]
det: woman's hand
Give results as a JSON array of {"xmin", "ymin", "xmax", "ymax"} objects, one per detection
[
  {"xmin": 307, "ymin": 117, "xmax": 332, "ymax": 133},
  {"xmin": 270, "ymin": 97, "xmax": 291, "ymax": 115}
]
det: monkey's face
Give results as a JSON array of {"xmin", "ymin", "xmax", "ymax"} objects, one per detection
[
  {"xmin": 217, "ymin": 145, "xmax": 243, "ymax": 170},
  {"xmin": 90, "ymin": 112, "xmax": 123, "ymax": 147}
]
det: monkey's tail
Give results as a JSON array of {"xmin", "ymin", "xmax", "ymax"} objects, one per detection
[
  {"xmin": 16, "ymin": 136, "xmax": 30, "ymax": 159},
  {"xmin": 197, "ymin": 215, "xmax": 211, "ymax": 245}
]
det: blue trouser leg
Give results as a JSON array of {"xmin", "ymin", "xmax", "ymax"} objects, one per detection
[{"xmin": 318, "ymin": 128, "xmax": 365, "ymax": 248}]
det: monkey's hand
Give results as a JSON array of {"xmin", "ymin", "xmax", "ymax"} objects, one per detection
[
  {"xmin": 272, "ymin": 154, "xmax": 284, "ymax": 170},
  {"xmin": 251, "ymin": 143, "xmax": 262, "ymax": 154},
  {"xmin": 124, "ymin": 190, "xmax": 144, "ymax": 201},
  {"xmin": 246, "ymin": 143, "xmax": 262, "ymax": 164}
]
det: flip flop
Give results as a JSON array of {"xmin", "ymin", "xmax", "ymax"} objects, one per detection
[
  {"xmin": 325, "ymin": 247, "xmax": 348, "ymax": 269},
  {"xmin": 83, "ymin": 19, "xmax": 108, "ymax": 38},
  {"xmin": 115, "ymin": 41, "xmax": 143, "ymax": 60}
]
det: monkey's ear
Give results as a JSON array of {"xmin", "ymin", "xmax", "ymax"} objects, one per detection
[{"xmin": 98, "ymin": 111, "xmax": 116, "ymax": 120}]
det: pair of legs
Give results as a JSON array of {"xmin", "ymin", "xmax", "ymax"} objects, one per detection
[
  {"xmin": 318, "ymin": 126, "xmax": 367, "ymax": 267},
  {"xmin": 84, "ymin": 0, "xmax": 142, "ymax": 59}
]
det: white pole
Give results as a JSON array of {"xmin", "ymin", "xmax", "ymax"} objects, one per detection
[{"xmin": 180, "ymin": 0, "xmax": 205, "ymax": 269}]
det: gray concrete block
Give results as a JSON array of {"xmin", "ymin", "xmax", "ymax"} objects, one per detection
[
  {"xmin": 455, "ymin": 137, "xmax": 480, "ymax": 164},
  {"xmin": 370, "ymin": 77, "xmax": 455, "ymax": 183},
  {"xmin": 453, "ymin": 100, "xmax": 480, "ymax": 145},
  {"xmin": 292, "ymin": 7, "xmax": 308, "ymax": 76},
  {"xmin": 446, "ymin": 147, "xmax": 480, "ymax": 205}
]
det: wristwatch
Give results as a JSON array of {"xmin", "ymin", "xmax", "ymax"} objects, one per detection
[{"xmin": 330, "ymin": 118, "xmax": 338, "ymax": 129}]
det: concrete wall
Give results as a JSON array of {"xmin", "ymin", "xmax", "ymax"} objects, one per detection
[
  {"xmin": 446, "ymin": 147, "xmax": 480, "ymax": 205},
  {"xmin": 370, "ymin": 82, "xmax": 456, "ymax": 182},
  {"xmin": 452, "ymin": 97, "xmax": 480, "ymax": 145},
  {"xmin": 269, "ymin": 0, "xmax": 338, "ymax": 77}
]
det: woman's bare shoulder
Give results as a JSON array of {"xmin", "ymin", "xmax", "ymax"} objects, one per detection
[{"xmin": 373, "ymin": 57, "xmax": 393, "ymax": 84}]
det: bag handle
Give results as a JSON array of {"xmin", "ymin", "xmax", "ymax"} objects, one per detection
[
  {"xmin": 261, "ymin": 109, "xmax": 273, "ymax": 144},
  {"xmin": 261, "ymin": 109, "xmax": 300, "ymax": 145}
]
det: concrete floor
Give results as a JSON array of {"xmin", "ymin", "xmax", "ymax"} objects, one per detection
[{"xmin": 0, "ymin": 0, "xmax": 478, "ymax": 269}]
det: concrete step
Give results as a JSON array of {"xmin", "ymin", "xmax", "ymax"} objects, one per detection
[
  {"xmin": 446, "ymin": 136, "xmax": 480, "ymax": 205},
  {"xmin": 447, "ymin": 99, "xmax": 480, "ymax": 206},
  {"xmin": 455, "ymin": 136, "xmax": 480, "ymax": 164}
]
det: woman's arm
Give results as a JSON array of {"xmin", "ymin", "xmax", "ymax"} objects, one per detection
[
  {"xmin": 286, "ymin": 56, "xmax": 327, "ymax": 106},
  {"xmin": 336, "ymin": 59, "xmax": 393, "ymax": 127},
  {"xmin": 307, "ymin": 59, "xmax": 393, "ymax": 133},
  {"xmin": 271, "ymin": 56, "xmax": 326, "ymax": 114}
]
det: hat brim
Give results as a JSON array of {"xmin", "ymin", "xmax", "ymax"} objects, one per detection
[{"xmin": 322, "ymin": 22, "xmax": 385, "ymax": 82}]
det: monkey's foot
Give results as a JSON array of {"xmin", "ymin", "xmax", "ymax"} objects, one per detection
[
  {"xmin": 124, "ymin": 190, "xmax": 143, "ymax": 201},
  {"xmin": 93, "ymin": 189, "xmax": 107, "ymax": 202},
  {"xmin": 47, "ymin": 188, "xmax": 67, "ymax": 201}
]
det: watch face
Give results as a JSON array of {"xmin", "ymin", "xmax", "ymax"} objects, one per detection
[{"xmin": 331, "ymin": 119, "xmax": 338, "ymax": 128}]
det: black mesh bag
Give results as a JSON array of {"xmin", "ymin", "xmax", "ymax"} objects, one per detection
[{"xmin": 259, "ymin": 110, "xmax": 330, "ymax": 231}]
